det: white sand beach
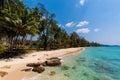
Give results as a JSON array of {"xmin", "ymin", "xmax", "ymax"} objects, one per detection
[{"xmin": 0, "ymin": 47, "xmax": 84, "ymax": 80}]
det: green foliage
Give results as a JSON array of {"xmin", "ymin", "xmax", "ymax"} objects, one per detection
[
  {"xmin": 89, "ymin": 42, "xmax": 101, "ymax": 47},
  {"xmin": 0, "ymin": 44, "xmax": 5, "ymax": 53},
  {"xmin": 0, "ymin": 0, "xmax": 100, "ymax": 58},
  {"xmin": 0, "ymin": 49, "xmax": 27, "ymax": 58}
]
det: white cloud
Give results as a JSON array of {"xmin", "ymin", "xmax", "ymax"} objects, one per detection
[
  {"xmin": 40, "ymin": 16, "xmax": 46, "ymax": 21},
  {"xmin": 76, "ymin": 21, "xmax": 89, "ymax": 27},
  {"xmin": 94, "ymin": 28, "xmax": 100, "ymax": 32},
  {"xmin": 76, "ymin": 28, "xmax": 90, "ymax": 33},
  {"xmin": 65, "ymin": 21, "xmax": 75, "ymax": 27},
  {"xmin": 80, "ymin": 0, "xmax": 85, "ymax": 6},
  {"xmin": 58, "ymin": 24, "xmax": 62, "ymax": 27},
  {"xmin": 58, "ymin": 24, "xmax": 64, "ymax": 27}
]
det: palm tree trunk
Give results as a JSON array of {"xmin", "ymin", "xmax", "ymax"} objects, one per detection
[
  {"xmin": 29, "ymin": 35, "xmax": 33, "ymax": 48},
  {"xmin": 43, "ymin": 35, "xmax": 47, "ymax": 50},
  {"xmin": 21, "ymin": 35, "xmax": 27, "ymax": 49},
  {"xmin": 0, "ymin": 0, "xmax": 4, "ymax": 9}
]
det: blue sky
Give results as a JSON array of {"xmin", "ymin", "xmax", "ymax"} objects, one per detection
[{"xmin": 23, "ymin": 0, "xmax": 120, "ymax": 45}]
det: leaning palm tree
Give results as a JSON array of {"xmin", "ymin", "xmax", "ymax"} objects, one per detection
[
  {"xmin": 13, "ymin": 1, "xmax": 39, "ymax": 48},
  {"xmin": 0, "ymin": 0, "xmax": 39, "ymax": 50}
]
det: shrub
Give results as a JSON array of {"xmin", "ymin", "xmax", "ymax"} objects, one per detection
[
  {"xmin": 0, "ymin": 49, "xmax": 27, "ymax": 58},
  {"xmin": 0, "ymin": 44, "xmax": 5, "ymax": 54}
]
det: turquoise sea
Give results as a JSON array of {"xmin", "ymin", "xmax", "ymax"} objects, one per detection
[{"xmin": 24, "ymin": 47, "xmax": 120, "ymax": 80}]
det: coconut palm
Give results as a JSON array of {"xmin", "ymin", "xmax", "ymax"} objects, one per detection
[
  {"xmin": 0, "ymin": 0, "xmax": 39, "ymax": 50},
  {"xmin": 0, "ymin": 0, "xmax": 8, "ymax": 9},
  {"xmin": 70, "ymin": 32, "xmax": 80, "ymax": 47}
]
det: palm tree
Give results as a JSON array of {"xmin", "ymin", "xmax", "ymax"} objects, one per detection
[
  {"xmin": 38, "ymin": 5, "xmax": 55, "ymax": 50},
  {"xmin": 70, "ymin": 32, "xmax": 80, "ymax": 47},
  {"xmin": 0, "ymin": 0, "xmax": 39, "ymax": 50},
  {"xmin": 0, "ymin": 0, "xmax": 8, "ymax": 9}
]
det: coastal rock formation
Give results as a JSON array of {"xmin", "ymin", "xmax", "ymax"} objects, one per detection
[
  {"xmin": 45, "ymin": 57, "xmax": 61, "ymax": 66},
  {"xmin": 26, "ymin": 63, "xmax": 41, "ymax": 67},
  {"xmin": 21, "ymin": 68, "xmax": 32, "ymax": 72},
  {"xmin": 26, "ymin": 63, "xmax": 45, "ymax": 73},
  {"xmin": 26, "ymin": 57, "xmax": 62, "ymax": 73},
  {"xmin": 26, "ymin": 57, "xmax": 61, "ymax": 67},
  {"xmin": 32, "ymin": 66, "xmax": 45, "ymax": 73},
  {"xmin": 40, "ymin": 62, "xmax": 47, "ymax": 66},
  {"xmin": 47, "ymin": 57, "xmax": 61, "ymax": 60}
]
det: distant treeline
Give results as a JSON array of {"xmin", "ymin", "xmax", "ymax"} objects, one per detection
[{"xmin": 0, "ymin": 0, "xmax": 100, "ymax": 58}]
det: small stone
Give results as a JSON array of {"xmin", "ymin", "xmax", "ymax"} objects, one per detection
[
  {"xmin": 0, "ymin": 71, "xmax": 8, "ymax": 77},
  {"xmin": 64, "ymin": 73, "xmax": 70, "ymax": 77},
  {"xmin": 49, "ymin": 71, "xmax": 56, "ymax": 76},
  {"xmin": 72, "ymin": 65, "xmax": 77, "ymax": 69},
  {"xmin": 61, "ymin": 65, "xmax": 69, "ymax": 70}
]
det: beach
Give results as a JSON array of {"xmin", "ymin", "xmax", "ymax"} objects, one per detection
[
  {"xmin": 25, "ymin": 47, "xmax": 120, "ymax": 80},
  {"xmin": 0, "ymin": 47, "xmax": 84, "ymax": 80}
]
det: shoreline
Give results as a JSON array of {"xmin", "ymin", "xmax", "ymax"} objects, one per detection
[{"xmin": 0, "ymin": 47, "xmax": 85, "ymax": 80}]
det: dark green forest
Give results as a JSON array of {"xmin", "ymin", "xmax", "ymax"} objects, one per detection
[{"xmin": 0, "ymin": 0, "xmax": 100, "ymax": 58}]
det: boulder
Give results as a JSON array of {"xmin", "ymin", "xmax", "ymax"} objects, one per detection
[
  {"xmin": 0, "ymin": 71, "xmax": 8, "ymax": 77},
  {"xmin": 45, "ymin": 57, "xmax": 61, "ymax": 66},
  {"xmin": 47, "ymin": 57, "xmax": 61, "ymax": 60},
  {"xmin": 26, "ymin": 63, "xmax": 41, "ymax": 67},
  {"xmin": 21, "ymin": 68, "xmax": 32, "ymax": 72},
  {"xmin": 40, "ymin": 62, "xmax": 47, "ymax": 66},
  {"xmin": 32, "ymin": 66, "xmax": 45, "ymax": 73}
]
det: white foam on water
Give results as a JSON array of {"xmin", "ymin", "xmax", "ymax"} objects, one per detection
[{"xmin": 22, "ymin": 74, "xmax": 41, "ymax": 80}]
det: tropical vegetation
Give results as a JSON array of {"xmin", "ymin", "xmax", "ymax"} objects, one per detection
[{"xmin": 0, "ymin": 0, "xmax": 100, "ymax": 58}]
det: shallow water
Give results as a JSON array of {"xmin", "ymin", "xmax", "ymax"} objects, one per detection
[{"xmin": 25, "ymin": 47, "xmax": 120, "ymax": 80}]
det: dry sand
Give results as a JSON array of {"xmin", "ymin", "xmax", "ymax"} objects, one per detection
[{"xmin": 0, "ymin": 47, "xmax": 85, "ymax": 80}]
